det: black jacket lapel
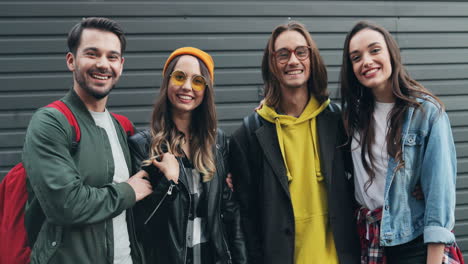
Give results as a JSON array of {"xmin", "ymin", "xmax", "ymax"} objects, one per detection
[
  {"xmin": 255, "ymin": 122, "xmax": 290, "ymax": 198},
  {"xmin": 317, "ymin": 110, "xmax": 338, "ymax": 187}
]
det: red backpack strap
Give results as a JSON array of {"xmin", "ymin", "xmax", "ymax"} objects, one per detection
[
  {"xmin": 45, "ymin": 100, "xmax": 81, "ymax": 144},
  {"xmin": 111, "ymin": 113, "xmax": 135, "ymax": 136},
  {"xmin": 0, "ymin": 162, "xmax": 31, "ymax": 264}
]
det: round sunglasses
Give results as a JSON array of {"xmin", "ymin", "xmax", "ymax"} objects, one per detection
[{"xmin": 170, "ymin": 70, "xmax": 208, "ymax": 91}]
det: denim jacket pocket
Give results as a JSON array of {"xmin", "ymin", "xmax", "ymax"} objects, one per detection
[
  {"xmin": 403, "ymin": 132, "xmax": 423, "ymax": 146},
  {"xmin": 403, "ymin": 132, "xmax": 425, "ymax": 172}
]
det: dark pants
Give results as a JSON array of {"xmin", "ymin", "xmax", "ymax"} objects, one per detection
[{"xmin": 386, "ymin": 236, "xmax": 427, "ymax": 264}]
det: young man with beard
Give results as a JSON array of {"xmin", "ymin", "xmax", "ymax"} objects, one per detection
[
  {"xmin": 22, "ymin": 17, "xmax": 152, "ymax": 264},
  {"xmin": 229, "ymin": 21, "xmax": 360, "ymax": 263}
]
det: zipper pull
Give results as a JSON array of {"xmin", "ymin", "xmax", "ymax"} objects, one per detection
[
  {"xmin": 167, "ymin": 183, "xmax": 175, "ymax": 195},
  {"xmin": 226, "ymin": 249, "xmax": 232, "ymax": 264},
  {"xmin": 144, "ymin": 181, "xmax": 176, "ymax": 225}
]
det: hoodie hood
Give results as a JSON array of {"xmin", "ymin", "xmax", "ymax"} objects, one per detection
[{"xmin": 256, "ymin": 97, "xmax": 330, "ymax": 180}]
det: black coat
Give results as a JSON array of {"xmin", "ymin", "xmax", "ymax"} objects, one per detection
[
  {"xmin": 229, "ymin": 105, "xmax": 360, "ymax": 264},
  {"xmin": 129, "ymin": 129, "xmax": 247, "ymax": 264}
]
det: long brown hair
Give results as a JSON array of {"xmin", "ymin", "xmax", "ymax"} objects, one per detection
[
  {"xmin": 339, "ymin": 20, "xmax": 443, "ymax": 190},
  {"xmin": 261, "ymin": 21, "xmax": 329, "ymax": 108},
  {"xmin": 148, "ymin": 55, "xmax": 217, "ymax": 181}
]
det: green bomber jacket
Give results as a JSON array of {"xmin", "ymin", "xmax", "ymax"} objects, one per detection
[{"xmin": 22, "ymin": 89, "xmax": 144, "ymax": 264}]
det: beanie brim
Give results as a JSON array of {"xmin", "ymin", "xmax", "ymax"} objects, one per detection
[{"xmin": 162, "ymin": 47, "xmax": 215, "ymax": 83}]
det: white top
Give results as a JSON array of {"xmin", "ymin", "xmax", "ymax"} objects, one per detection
[
  {"xmin": 90, "ymin": 109, "xmax": 133, "ymax": 264},
  {"xmin": 351, "ymin": 101, "xmax": 394, "ymax": 210}
]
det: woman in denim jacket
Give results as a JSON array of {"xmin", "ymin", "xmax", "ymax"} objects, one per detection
[{"xmin": 339, "ymin": 21, "xmax": 460, "ymax": 263}]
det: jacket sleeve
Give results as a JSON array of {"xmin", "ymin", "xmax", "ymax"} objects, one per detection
[
  {"xmin": 217, "ymin": 130, "xmax": 248, "ymax": 264},
  {"xmin": 419, "ymin": 104, "xmax": 457, "ymax": 244},
  {"xmin": 128, "ymin": 131, "xmax": 178, "ymax": 227},
  {"xmin": 128, "ymin": 130, "xmax": 176, "ymax": 193},
  {"xmin": 335, "ymin": 108, "xmax": 358, "ymax": 209},
  {"xmin": 229, "ymin": 125, "xmax": 263, "ymax": 263},
  {"xmin": 128, "ymin": 130, "xmax": 152, "ymax": 174},
  {"xmin": 22, "ymin": 108, "xmax": 136, "ymax": 226}
]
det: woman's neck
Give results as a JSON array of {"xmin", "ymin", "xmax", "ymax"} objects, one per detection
[
  {"xmin": 372, "ymin": 82, "xmax": 395, "ymax": 103},
  {"xmin": 172, "ymin": 111, "xmax": 192, "ymax": 157}
]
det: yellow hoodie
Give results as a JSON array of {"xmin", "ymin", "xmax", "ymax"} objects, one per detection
[{"xmin": 257, "ymin": 97, "xmax": 338, "ymax": 264}]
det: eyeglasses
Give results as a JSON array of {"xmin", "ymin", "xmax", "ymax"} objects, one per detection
[
  {"xmin": 273, "ymin": 46, "xmax": 311, "ymax": 64},
  {"xmin": 170, "ymin": 70, "xmax": 207, "ymax": 91}
]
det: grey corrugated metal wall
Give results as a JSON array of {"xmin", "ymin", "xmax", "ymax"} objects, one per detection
[{"xmin": 0, "ymin": 0, "xmax": 467, "ymax": 257}]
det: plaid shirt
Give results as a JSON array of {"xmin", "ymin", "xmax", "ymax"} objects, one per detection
[
  {"xmin": 357, "ymin": 207, "xmax": 386, "ymax": 264},
  {"xmin": 356, "ymin": 207, "xmax": 464, "ymax": 264},
  {"xmin": 444, "ymin": 242, "xmax": 465, "ymax": 264}
]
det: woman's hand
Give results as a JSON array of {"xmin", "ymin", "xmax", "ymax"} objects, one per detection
[
  {"xmin": 152, "ymin": 153, "xmax": 180, "ymax": 183},
  {"xmin": 226, "ymin": 172, "xmax": 234, "ymax": 191}
]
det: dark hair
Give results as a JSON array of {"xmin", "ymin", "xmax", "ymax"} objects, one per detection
[
  {"xmin": 148, "ymin": 55, "xmax": 217, "ymax": 181},
  {"xmin": 339, "ymin": 20, "xmax": 443, "ymax": 190},
  {"xmin": 261, "ymin": 21, "xmax": 329, "ymax": 108},
  {"xmin": 67, "ymin": 17, "xmax": 126, "ymax": 55}
]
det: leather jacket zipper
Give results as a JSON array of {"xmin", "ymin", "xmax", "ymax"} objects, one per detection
[
  {"xmin": 183, "ymin": 179, "xmax": 190, "ymax": 264},
  {"xmin": 144, "ymin": 181, "xmax": 176, "ymax": 225},
  {"xmin": 219, "ymin": 205, "xmax": 232, "ymax": 264},
  {"xmin": 216, "ymin": 145, "xmax": 233, "ymax": 264},
  {"xmin": 167, "ymin": 183, "xmax": 175, "ymax": 195},
  {"xmin": 222, "ymin": 233, "xmax": 232, "ymax": 264},
  {"xmin": 184, "ymin": 194, "xmax": 192, "ymax": 263}
]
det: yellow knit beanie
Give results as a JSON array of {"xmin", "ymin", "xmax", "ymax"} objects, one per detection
[{"xmin": 163, "ymin": 47, "xmax": 214, "ymax": 83}]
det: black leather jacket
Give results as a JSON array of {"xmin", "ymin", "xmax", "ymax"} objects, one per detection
[{"xmin": 129, "ymin": 129, "xmax": 247, "ymax": 264}]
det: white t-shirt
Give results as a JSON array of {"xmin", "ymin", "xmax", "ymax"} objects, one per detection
[
  {"xmin": 90, "ymin": 109, "xmax": 133, "ymax": 264},
  {"xmin": 351, "ymin": 101, "xmax": 394, "ymax": 210}
]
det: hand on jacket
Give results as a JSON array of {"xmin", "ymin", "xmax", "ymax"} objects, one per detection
[
  {"xmin": 412, "ymin": 184, "xmax": 424, "ymax": 200},
  {"xmin": 152, "ymin": 153, "xmax": 180, "ymax": 184},
  {"xmin": 127, "ymin": 170, "xmax": 153, "ymax": 201},
  {"xmin": 226, "ymin": 172, "xmax": 234, "ymax": 191}
]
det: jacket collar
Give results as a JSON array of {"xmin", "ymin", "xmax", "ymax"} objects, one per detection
[
  {"xmin": 61, "ymin": 88, "xmax": 133, "ymax": 177},
  {"xmin": 61, "ymin": 88, "xmax": 96, "ymax": 124},
  {"xmin": 316, "ymin": 109, "xmax": 339, "ymax": 188},
  {"xmin": 255, "ymin": 121, "xmax": 290, "ymax": 197}
]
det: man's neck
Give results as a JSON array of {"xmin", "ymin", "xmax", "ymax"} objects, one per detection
[
  {"xmin": 278, "ymin": 86, "xmax": 309, "ymax": 117},
  {"xmin": 73, "ymin": 86, "xmax": 108, "ymax": 112}
]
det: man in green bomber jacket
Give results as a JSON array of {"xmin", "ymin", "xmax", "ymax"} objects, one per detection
[{"xmin": 22, "ymin": 17, "xmax": 152, "ymax": 264}]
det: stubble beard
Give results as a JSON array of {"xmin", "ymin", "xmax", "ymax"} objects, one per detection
[{"xmin": 74, "ymin": 68, "xmax": 116, "ymax": 100}]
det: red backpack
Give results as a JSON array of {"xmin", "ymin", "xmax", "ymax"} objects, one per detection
[{"xmin": 0, "ymin": 100, "xmax": 135, "ymax": 264}]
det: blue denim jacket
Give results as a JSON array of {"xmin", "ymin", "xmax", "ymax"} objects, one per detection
[{"xmin": 380, "ymin": 98, "xmax": 457, "ymax": 246}]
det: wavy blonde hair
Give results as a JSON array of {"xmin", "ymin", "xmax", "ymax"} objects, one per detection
[{"xmin": 146, "ymin": 55, "xmax": 217, "ymax": 181}]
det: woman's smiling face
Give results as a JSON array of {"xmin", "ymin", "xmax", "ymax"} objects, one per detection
[
  {"xmin": 349, "ymin": 29, "xmax": 393, "ymax": 96},
  {"xmin": 167, "ymin": 55, "xmax": 206, "ymax": 115}
]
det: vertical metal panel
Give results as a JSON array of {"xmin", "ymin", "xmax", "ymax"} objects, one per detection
[{"xmin": 0, "ymin": 0, "xmax": 467, "ymax": 256}]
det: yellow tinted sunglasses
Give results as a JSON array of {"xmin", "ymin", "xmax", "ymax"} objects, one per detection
[{"xmin": 170, "ymin": 70, "xmax": 207, "ymax": 92}]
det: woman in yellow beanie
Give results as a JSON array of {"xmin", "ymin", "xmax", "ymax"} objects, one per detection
[{"xmin": 128, "ymin": 47, "xmax": 247, "ymax": 264}]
